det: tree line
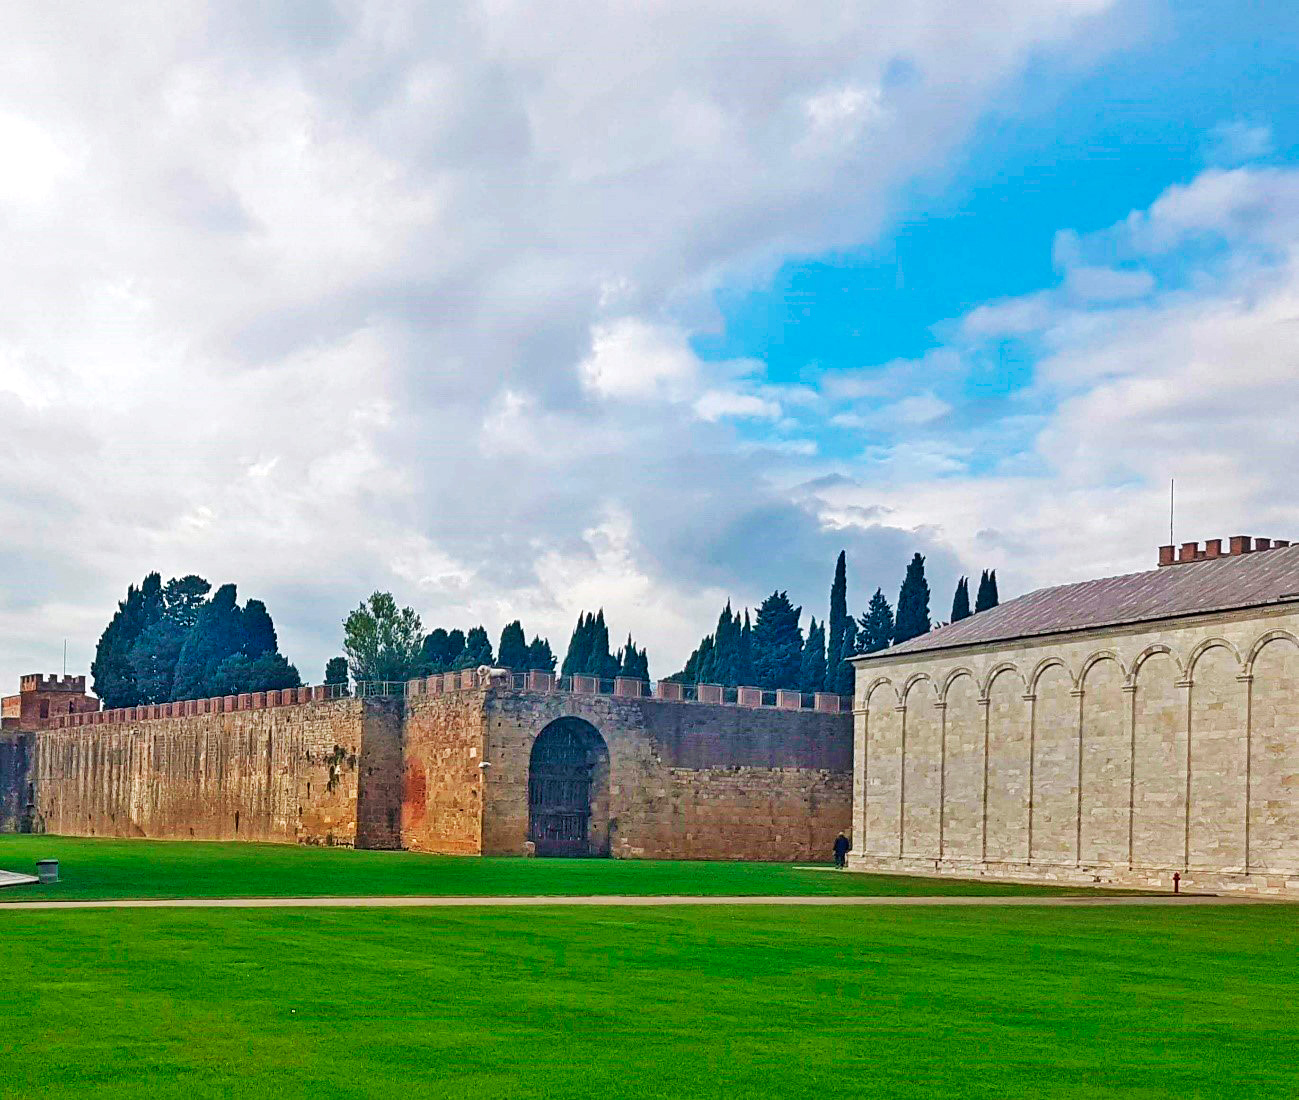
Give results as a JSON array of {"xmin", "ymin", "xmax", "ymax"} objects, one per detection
[
  {"xmin": 92, "ymin": 554, "xmax": 999, "ymax": 704},
  {"xmin": 340, "ymin": 595, "xmax": 648, "ymax": 684},
  {"xmin": 91, "ymin": 573, "xmax": 300, "ymax": 709},
  {"xmin": 670, "ymin": 552, "xmax": 999, "ymax": 695}
]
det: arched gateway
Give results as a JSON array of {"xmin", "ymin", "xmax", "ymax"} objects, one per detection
[{"xmin": 527, "ymin": 717, "xmax": 610, "ymax": 857}]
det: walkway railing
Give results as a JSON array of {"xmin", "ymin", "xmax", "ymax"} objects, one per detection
[
  {"xmin": 397, "ymin": 668, "xmax": 850, "ymax": 713},
  {"xmin": 49, "ymin": 670, "xmax": 850, "ymax": 729}
]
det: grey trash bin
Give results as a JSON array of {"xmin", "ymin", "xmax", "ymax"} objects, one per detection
[{"xmin": 36, "ymin": 859, "xmax": 58, "ymax": 884}]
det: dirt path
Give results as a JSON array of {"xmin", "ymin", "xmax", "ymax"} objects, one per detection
[{"xmin": 0, "ymin": 893, "xmax": 1271, "ymax": 911}]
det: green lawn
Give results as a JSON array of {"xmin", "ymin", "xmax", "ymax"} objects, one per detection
[
  {"xmin": 0, "ymin": 835, "xmax": 1097, "ymax": 901},
  {"xmin": 0, "ymin": 904, "xmax": 1295, "ymax": 1098}
]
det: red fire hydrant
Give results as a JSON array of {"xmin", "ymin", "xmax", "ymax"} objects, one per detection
[{"xmin": 1173, "ymin": 871, "xmax": 1181, "ymax": 895}]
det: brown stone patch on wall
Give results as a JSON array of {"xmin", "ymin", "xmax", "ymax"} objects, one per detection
[
  {"xmin": 34, "ymin": 699, "xmax": 367, "ymax": 846},
  {"xmin": 400, "ymin": 691, "xmax": 487, "ymax": 854}
]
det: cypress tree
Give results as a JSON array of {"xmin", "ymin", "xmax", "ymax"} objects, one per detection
[
  {"xmin": 172, "ymin": 584, "xmax": 246, "ymax": 699},
  {"xmin": 616, "ymin": 634, "xmax": 650, "ymax": 680},
  {"xmin": 799, "ymin": 617, "xmax": 827, "ymax": 694},
  {"xmin": 526, "ymin": 636, "xmax": 556, "ymax": 672},
  {"xmin": 456, "ymin": 625, "xmax": 494, "ymax": 668},
  {"xmin": 590, "ymin": 610, "xmax": 618, "ymax": 678},
  {"xmin": 737, "ymin": 610, "xmax": 754, "ymax": 685},
  {"xmin": 497, "ymin": 620, "xmax": 529, "ymax": 670},
  {"xmin": 833, "ymin": 614, "xmax": 857, "ymax": 695},
  {"xmin": 419, "ymin": 628, "xmax": 452, "ymax": 674},
  {"xmin": 826, "ymin": 551, "xmax": 849, "ymax": 697},
  {"xmin": 894, "ymin": 554, "xmax": 932, "ymax": 645},
  {"xmin": 240, "ymin": 599, "xmax": 278, "ymax": 658},
  {"xmin": 859, "ymin": 589, "xmax": 895, "ymax": 654},
  {"xmin": 951, "ymin": 577, "xmax": 972, "ymax": 622},
  {"xmin": 93, "ymin": 574, "xmax": 166, "ymax": 708},
  {"xmin": 751, "ymin": 591, "xmax": 804, "ymax": 690},
  {"xmin": 975, "ymin": 569, "xmax": 1000, "ymax": 613},
  {"xmin": 561, "ymin": 613, "xmax": 591, "ymax": 677}
]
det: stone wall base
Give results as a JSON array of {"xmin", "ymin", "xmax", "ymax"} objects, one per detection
[{"xmin": 846, "ymin": 853, "xmax": 1299, "ymax": 898}]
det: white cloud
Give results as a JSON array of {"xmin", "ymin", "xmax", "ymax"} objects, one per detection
[
  {"xmin": 1203, "ymin": 120, "xmax": 1274, "ymax": 167},
  {"xmin": 0, "ymin": 1, "xmax": 1123, "ymax": 685},
  {"xmin": 693, "ymin": 390, "xmax": 782, "ymax": 422}
]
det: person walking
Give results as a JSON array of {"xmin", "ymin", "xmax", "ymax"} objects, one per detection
[{"xmin": 833, "ymin": 832, "xmax": 850, "ymax": 869}]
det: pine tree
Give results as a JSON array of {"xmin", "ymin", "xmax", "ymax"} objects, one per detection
[
  {"xmin": 751, "ymin": 591, "xmax": 804, "ymax": 690},
  {"xmin": 826, "ymin": 550, "xmax": 849, "ymax": 698},
  {"xmin": 951, "ymin": 576, "xmax": 972, "ymax": 622},
  {"xmin": 799, "ymin": 617, "xmax": 826, "ymax": 694},
  {"xmin": 859, "ymin": 589, "xmax": 894, "ymax": 654},
  {"xmin": 338, "ymin": 591, "xmax": 424, "ymax": 685},
  {"xmin": 975, "ymin": 569, "xmax": 1000, "ymax": 613},
  {"xmin": 497, "ymin": 620, "xmax": 529, "ymax": 670},
  {"xmin": 834, "ymin": 614, "xmax": 857, "ymax": 695},
  {"xmin": 526, "ymin": 636, "xmax": 556, "ymax": 672},
  {"xmin": 894, "ymin": 554, "xmax": 932, "ymax": 645}
]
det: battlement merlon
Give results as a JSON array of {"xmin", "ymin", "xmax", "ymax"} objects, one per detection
[{"xmin": 20, "ymin": 674, "xmax": 87, "ymax": 693}]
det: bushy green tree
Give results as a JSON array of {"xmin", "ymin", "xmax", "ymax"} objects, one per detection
[
  {"xmin": 951, "ymin": 577, "xmax": 971, "ymax": 622},
  {"xmin": 324, "ymin": 657, "xmax": 349, "ymax": 690},
  {"xmin": 859, "ymin": 588, "xmax": 894, "ymax": 654},
  {"xmin": 342, "ymin": 592, "xmax": 424, "ymax": 684},
  {"xmin": 751, "ymin": 590, "xmax": 804, "ymax": 690},
  {"xmin": 799, "ymin": 617, "xmax": 826, "ymax": 693},
  {"xmin": 894, "ymin": 554, "xmax": 932, "ymax": 645},
  {"xmin": 975, "ymin": 569, "xmax": 1000, "ymax": 613}
]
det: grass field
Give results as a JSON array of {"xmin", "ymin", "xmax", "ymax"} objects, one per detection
[
  {"xmin": 1, "ymin": 903, "xmax": 1296, "ymax": 1098},
  {"xmin": 0, "ymin": 835, "xmax": 1096, "ymax": 901}
]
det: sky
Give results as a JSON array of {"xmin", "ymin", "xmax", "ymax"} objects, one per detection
[{"xmin": 1, "ymin": 1, "xmax": 1298, "ymax": 690}]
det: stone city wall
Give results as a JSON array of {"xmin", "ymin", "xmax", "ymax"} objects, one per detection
[
  {"xmin": 850, "ymin": 603, "xmax": 1299, "ymax": 896},
  {"xmin": 35, "ymin": 697, "xmax": 374, "ymax": 846},
  {"xmin": 479, "ymin": 690, "xmax": 851, "ymax": 861},
  {"xmin": 5, "ymin": 669, "xmax": 852, "ymax": 863}
]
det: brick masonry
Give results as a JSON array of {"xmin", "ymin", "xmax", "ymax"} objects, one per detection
[
  {"xmin": 0, "ymin": 682, "xmax": 851, "ymax": 862},
  {"xmin": 849, "ymin": 603, "xmax": 1299, "ymax": 896},
  {"xmin": 34, "ymin": 699, "xmax": 373, "ymax": 846}
]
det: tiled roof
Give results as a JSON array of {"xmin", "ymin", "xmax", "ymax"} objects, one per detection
[{"xmin": 860, "ymin": 544, "xmax": 1299, "ymax": 660}]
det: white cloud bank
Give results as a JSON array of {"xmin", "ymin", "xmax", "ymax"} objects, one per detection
[{"xmin": 0, "ymin": 1, "xmax": 1127, "ymax": 684}]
